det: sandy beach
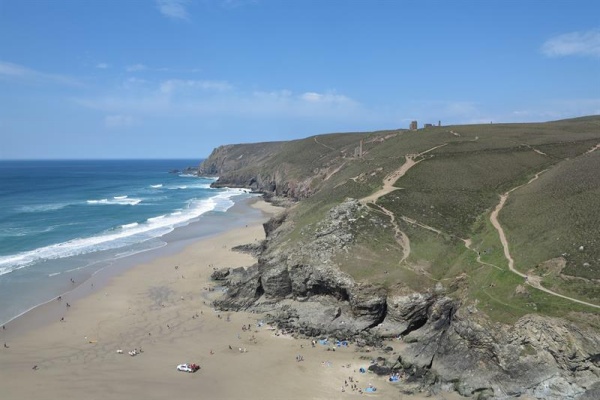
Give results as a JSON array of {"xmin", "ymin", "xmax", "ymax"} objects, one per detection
[{"xmin": 0, "ymin": 199, "xmax": 463, "ymax": 400}]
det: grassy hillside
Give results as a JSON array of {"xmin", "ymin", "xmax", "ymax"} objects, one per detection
[{"xmin": 204, "ymin": 116, "xmax": 600, "ymax": 322}]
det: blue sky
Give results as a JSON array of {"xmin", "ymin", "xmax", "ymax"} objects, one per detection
[{"xmin": 1, "ymin": 0, "xmax": 599, "ymax": 159}]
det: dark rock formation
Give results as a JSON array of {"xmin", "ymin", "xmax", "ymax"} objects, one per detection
[
  {"xmin": 213, "ymin": 266, "xmax": 263, "ymax": 310},
  {"xmin": 394, "ymin": 301, "xmax": 600, "ymax": 400},
  {"xmin": 210, "ymin": 268, "xmax": 230, "ymax": 281},
  {"xmin": 197, "ymin": 142, "xmax": 317, "ymax": 199},
  {"xmin": 208, "ymin": 199, "xmax": 600, "ymax": 400}
]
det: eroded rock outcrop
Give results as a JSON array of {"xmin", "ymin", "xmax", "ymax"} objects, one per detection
[
  {"xmin": 211, "ymin": 199, "xmax": 600, "ymax": 399},
  {"xmin": 392, "ymin": 302, "xmax": 600, "ymax": 399},
  {"xmin": 197, "ymin": 142, "xmax": 316, "ymax": 199}
]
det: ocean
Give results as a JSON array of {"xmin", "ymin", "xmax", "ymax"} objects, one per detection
[{"xmin": 0, "ymin": 159, "xmax": 253, "ymax": 325}]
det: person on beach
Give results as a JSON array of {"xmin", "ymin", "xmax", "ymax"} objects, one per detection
[{"xmin": 4, "ymin": 342, "xmax": 8, "ymax": 348}]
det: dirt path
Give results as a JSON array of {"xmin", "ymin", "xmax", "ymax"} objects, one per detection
[
  {"xmin": 372, "ymin": 204, "xmax": 410, "ymax": 263},
  {"xmin": 490, "ymin": 169, "xmax": 548, "ymax": 276},
  {"xmin": 323, "ymin": 161, "xmax": 347, "ymax": 181},
  {"xmin": 463, "ymin": 239, "xmax": 503, "ymax": 271},
  {"xmin": 359, "ymin": 157, "xmax": 418, "ymax": 204},
  {"xmin": 358, "ymin": 144, "xmax": 448, "ymax": 263},
  {"xmin": 586, "ymin": 142, "xmax": 600, "ymax": 154},
  {"xmin": 360, "ymin": 143, "xmax": 448, "ymax": 205},
  {"xmin": 521, "ymin": 143, "xmax": 548, "ymax": 156},
  {"xmin": 489, "ymin": 170, "xmax": 600, "ymax": 310},
  {"xmin": 401, "ymin": 216, "xmax": 444, "ymax": 236},
  {"xmin": 313, "ymin": 136, "xmax": 336, "ymax": 151},
  {"xmin": 402, "ymin": 217, "xmax": 504, "ymax": 272}
]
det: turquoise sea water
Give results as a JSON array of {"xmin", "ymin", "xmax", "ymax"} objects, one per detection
[{"xmin": 0, "ymin": 159, "xmax": 250, "ymax": 324}]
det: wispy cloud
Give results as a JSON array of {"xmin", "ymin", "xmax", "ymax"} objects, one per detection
[
  {"xmin": 0, "ymin": 60, "xmax": 82, "ymax": 86},
  {"xmin": 121, "ymin": 77, "xmax": 149, "ymax": 90},
  {"xmin": 156, "ymin": 0, "xmax": 190, "ymax": 20},
  {"xmin": 105, "ymin": 114, "xmax": 136, "ymax": 128},
  {"xmin": 77, "ymin": 79, "xmax": 363, "ymax": 123},
  {"xmin": 300, "ymin": 91, "xmax": 354, "ymax": 104},
  {"xmin": 515, "ymin": 99, "xmax": 600, "ymax": 120},
  {"xmin": 159, "ymin": 79, "xmax": 233, "ymax": 94},
  {"xmin": 96, "ymin": 63, "xmax": 110, "ymax": 69},
  {"xmin": 125, "ymin": 63, "xmax": 202, "ymax": 73},
  {"xmin": 541, "ymin": 29, "xmax": 600, "ymax": 58},
  {"xmin": 126, "ymin": 63, "xmax": 147, "ymax": 72}
]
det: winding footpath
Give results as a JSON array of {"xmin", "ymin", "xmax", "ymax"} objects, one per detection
[
  {"xmin": 359, "ymin": 144, "xmax": 448, "ymax": 263},
  {"xmin": 586, "ymin": 142, "xmax": 600, "ymax": 154},
  {"xmin": 313, "ymin": 136, "xmax": 336, "ymax": 151},
  {"xmin": 489, "ymin": 170, "xmax": 600, "ymax": 310},
  {"xmin": 360, "ymin": 144, "xmax": 448, "ymax": 204},
  {"xmin": 362, "ymin": 146, "xmax": 600, "ymax": 310}
]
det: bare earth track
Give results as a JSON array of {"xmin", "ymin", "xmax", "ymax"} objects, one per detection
[
  {"xmin": 360, "ymin": 143, "xmax": 600, "ymax": 310},
  {"xmin": 490, "ymin": 170, "xmax": 600, "ymax": 310},
  {"xmin": 359, "ymin": 144, "xmax": 448, "ymax": 264}
]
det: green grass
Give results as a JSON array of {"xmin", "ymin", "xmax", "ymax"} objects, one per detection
[
  {"xmin": 466, "ymin": 208, "xmax": 599, "ymax": 323},
  {"xmin": 203, "ymin": 116, "xmax": 600, "ymax": 321},
  {"xmin": 502, "ymin": 151, "xmax": 600, "ymax": 281}
]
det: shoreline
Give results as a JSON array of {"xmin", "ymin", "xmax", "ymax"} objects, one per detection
[
  {"xmin": 0, "ymin": 197, "xmax": 463, "ymax": 400},
  {"xmin": 0, "ymin": 194, "xmax": 265, "ymax": 338}
]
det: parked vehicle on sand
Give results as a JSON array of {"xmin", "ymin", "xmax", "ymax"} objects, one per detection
[{"xmin": 177, "ymin": 363, "xmax": 200, "ymax": 373}]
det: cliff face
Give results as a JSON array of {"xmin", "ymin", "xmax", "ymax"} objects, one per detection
[
  {"xmin": 200, "ymin": 119, "xmax": 600, "ymax": 399},
  {"xmin": 198, "ymin": 141, "xmax": 316, "ymax": 199},
  {"xmin": 210, "ymin": 199, "xmax": 600, "ymax": 400}
]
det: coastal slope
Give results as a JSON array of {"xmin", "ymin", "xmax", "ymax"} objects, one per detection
[{"xmin": 199, "ymin": 116, "xmax": 600, "ymax": 399}]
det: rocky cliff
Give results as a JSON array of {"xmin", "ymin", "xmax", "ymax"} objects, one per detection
[
  {"xmin": 210, "ymin": 199, "xmax": 600, "ymax": 400},
  {"xmin": 198, "ymin": 141, "xmax": 317, "ymax": 200},
  {"xmin": 200, "ymin": 119, "xmax": 600, "ymax": 399}
]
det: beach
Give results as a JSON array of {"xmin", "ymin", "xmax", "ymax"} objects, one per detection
[{"xmin": 0, "ymin": 199, "xmax": 463, "ymax": 400}]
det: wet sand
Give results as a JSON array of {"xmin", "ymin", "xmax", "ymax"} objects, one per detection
[{"xmin": 0, "ymin": 199, "xmax": 463, "ymax": 400}]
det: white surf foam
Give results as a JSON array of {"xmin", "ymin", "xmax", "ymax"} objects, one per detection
[
  {"xmin": 0, "ymin": 226, "xmax": 56, "ymax": 238},
  {"xmin": 0, "ymin": 188, "xmax": 248, "ymax": 276},
  {"xmin": 121, "ymin": 222, "xmax": 139, "ymax": 230},
  {"xmin": 150, "ymin": 184, "xmax": 163, "ymax": 188},
  {"xmin": 166, "ymin": 183, "xmax": 210, "ymax": 190},
  {"xmin": 87, "ymin": 197, "xmax": 142, "ymax": 206},
  {"xmin": 18, "ymin": 203, "xmax": 70, "ymax": 213}
]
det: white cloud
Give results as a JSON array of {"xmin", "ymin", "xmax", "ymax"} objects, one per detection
[
  {"xmin": 96, "ymin": 63, "xmax": 109, "ymax": 69},
  {"xmin": 77, "ymin": 81, "xmax": 363, "ymax": 124},
  {"xmin": 0, "ymin": 61, "xmax": 30, "ymax": 77},
  {"xmin": 0, "ymin": 60, "xmax": 81, "ymax": 86},
  {"xmin": 121, "ymin": 77, "xmax": 149, "ymax": 90},
  {"xmin": 442, "ymin": 101, "xmax": 479, "ymax": 117},
  {"xmin": 159, "ymin": 79, "xmax": 233, "ymax": 94},
  {"xmin": 126, "ymin": 64, "xmax": 147, "ymax": 72},
  {"xmin": 300, "ymin": 91, "xmax": 355, "ymax": 105},
  {"xmin": 541, "ymin": 29, "xmax": 600, "ymax": 58},
  {"xmin": 156, "ymin": 0, "xmax": 190, "ymax": 20},
  {"xmin": 104, "ymin": 114, "xmax": 136, "ymax": 128}
]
